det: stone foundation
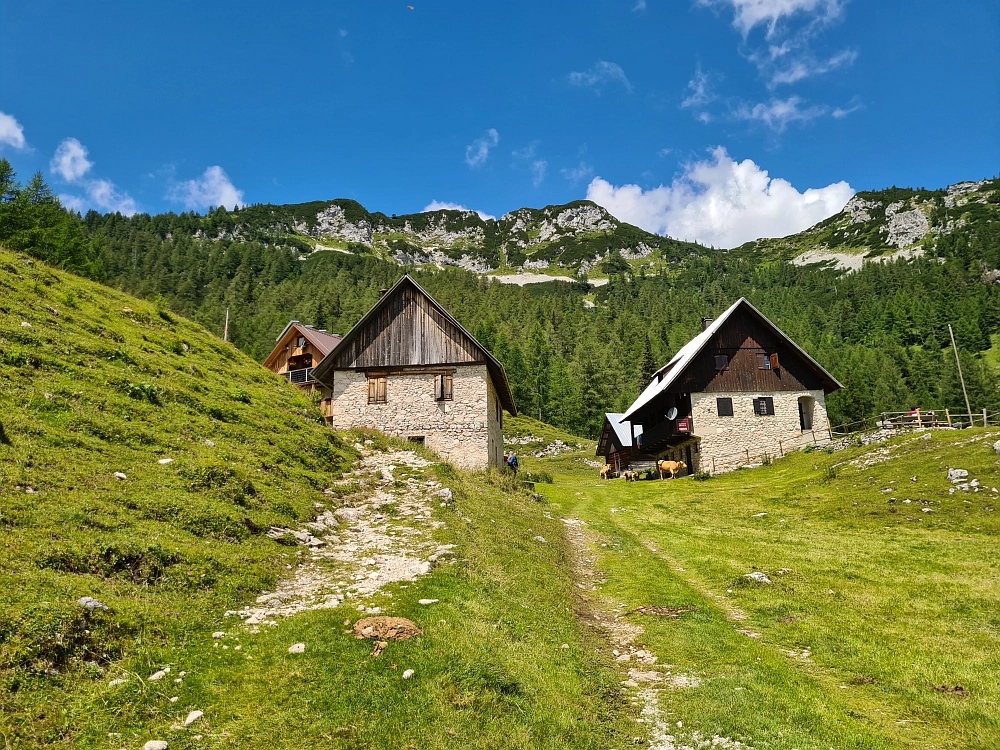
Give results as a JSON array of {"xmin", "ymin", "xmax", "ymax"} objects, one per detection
[{"xmin": 328, "ymin": 364, "xmax": 502, "ymax": 470}]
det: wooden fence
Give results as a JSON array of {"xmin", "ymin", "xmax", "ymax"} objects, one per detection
[{"xmin": 831, "ymin": 408, "xmax": 998, "ymax": 436}]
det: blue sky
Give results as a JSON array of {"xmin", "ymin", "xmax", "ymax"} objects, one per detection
[{"xmin": 1, "ymin": 0, "xmax": 997, "ymax": 247}]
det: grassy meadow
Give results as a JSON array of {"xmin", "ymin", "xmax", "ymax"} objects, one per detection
[{"xmin": 524, "ymin": 419, "xmax": 1000, "ymax": 750}]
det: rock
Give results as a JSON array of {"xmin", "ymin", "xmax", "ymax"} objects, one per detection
[
  {"xmin": 353, "ymin": 617, "xmax": 422, "ymax": 641},
  {"xmin": 169, "ymin": 696, "xmax": 178, "ymax": 703},
  {"xmin": 158, "ymin": 458, "xmax": 174, "ymax": 465},
  {"xmin": 417, "ymin": 599, "xmax": 439, "ymax": 605},
  {"xmin": 751, "ymin": 512, "xmax": 767, "ymax": 518},
  {"xmin": 212, "ymin": 631, "xmax": 226, "ymax": 639},
  {"xmin": 183, "ymin": 710, "xmax": 203, "ymax": 727},
  {"xmin": 560, "ymin": 643, "xmax": 569, "ymax": 649},
  {"xmin": 435, "ymin": 488, "xmax": 453, "ymax": 502},
  {"xmin": 204, "ymin": 439, "xmax": 215, "ymax": 447},
  {"xmin": 148, "ymin": 669, "xmax": 169, "ymax": 681},
  {"xmin": 744, "ymin": 572, "xmax": 772, "ymax": 585},
  {"xmin": 402, "ymin": 669, "xmax": 415, "ymax": 679},
  {"xmin": 108, "ymin": 678, "xmax": 127, "ymax": 686},
  {"xmin": 921, "ymin": 508, "xmax": 933, "ymax": 513},
  {"xmin": 948, "ymin": 468, "xmax": 969, "ymax": 483},
  {"xmin": 113, "ymin": 471, "xmax": 127, "ymax": 480},
  {"xmin": 78, "ymin": 596, "xmax": 109, "ymax": 612},
  {"xmin": 288, "ymin": 643, "xmax": 306, "ymax": 654},
  {"xmin": 533, "ymin": 535, "xmax": 547, "ymax": 543},
  {"xmin": 994, "ymin": 440, "xmax": 1000, "ymax": 455},
  {"xmin": 143, "ymin": 742, "xmax": 169, "ymax": 750},
  {"xmin": 20, "ymin": 321, "xmax": 32, "ymax": 329}
]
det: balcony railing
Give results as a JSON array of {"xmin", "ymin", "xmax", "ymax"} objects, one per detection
[
  {"xmin": 285, "ymin": 367, "xmax": 315, "ymax": 385},
  {"xmin": 637, "ymin": 416, "xmax": 692, "ymax": 451}
]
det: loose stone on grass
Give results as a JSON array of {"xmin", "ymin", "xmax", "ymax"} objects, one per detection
[{"xmin": 288, "ymin": 643, "xmax": 306, "ymax": 654}]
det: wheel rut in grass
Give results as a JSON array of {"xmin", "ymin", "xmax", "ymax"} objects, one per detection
[
  {"xmin": 227, "ymin": 444, "xmax": 456, "ymax": 630},
  {"xmin": 560, "ymin": 516, "xmax": 749, "ymax": 750}
]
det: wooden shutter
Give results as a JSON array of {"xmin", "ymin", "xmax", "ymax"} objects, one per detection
[
  {"xmin": 368, "ymin": 374, "xmax": 387, "ymax": 404},
  {"xmin": 769, "ymin": 353, "xmax": 779, "ymax": 370},
  {"xmin": 368, "ymin": 376, "xmax": 376, "ymax": 404},
  {"xmin": 443, "ymin": 373, "xmax": 453, "ymax": 400},
  {"xmin": 717, "ymin": 397, "xmax": 734, "ymax": 417}
]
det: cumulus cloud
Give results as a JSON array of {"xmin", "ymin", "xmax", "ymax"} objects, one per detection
[
  {"xmin": 734, "ymin": 96, "xmax": 826, "ymax": 131},
  {"xmin": 569, "ymin": 61, "xmax": 633, "ymax": 92},
  {"xmin": 49, "ymin": 137, "xmax": 137, "ymax": 215},
  {"xmin": 465, "ymin": 128, "xmax": 499, "ymax": 168},
  {"xmin": 422, "ymin": 200, "xmax": 495, "ymax": 221},
  {"xmin": 0, "ymin": 111, "xmax": 27, "ymax": 150},
  {"xmin": 168, "ymin": 166, "xmax": 244, "ymax": 210},
  {"xmin": 585, "ymin": 146, "xmax": 853, "ymax": 249},
  {"xmin": 50, "ymin": 138, "xmax": 93, "ymax": 182}
]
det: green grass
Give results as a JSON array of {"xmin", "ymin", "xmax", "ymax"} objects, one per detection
[
  {"xmin": 533, "ymin": 429, "xmax": 1000, "ymax": 749},
  {"xmin": 0, "ymin": 248, "xmax": 635, "ymax": 748}
]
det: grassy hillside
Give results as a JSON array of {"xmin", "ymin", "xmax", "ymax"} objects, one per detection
[
  {"xmin": 532, "ymin": 428, "xmax": 1000, "ymax": 749},
  {"xmin": 0, "ymin": 247, "xmax": 636, "ymax": 748}
]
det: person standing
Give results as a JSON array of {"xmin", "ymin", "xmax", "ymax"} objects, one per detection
[{"xmin": 508, "ymin": 451, "xmax": 519, "ymax": 477}]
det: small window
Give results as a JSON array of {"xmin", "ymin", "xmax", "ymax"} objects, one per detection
[
  {"xmin": 296, "ymin": 336, "xmax": 306, "ymax": 348},
  {"xmin": 368, "ymin": 374, "xmax": 387, "ymax": 404},
  {"xmin": 717, "ymin": 397, "xmax": 734, "ymax": 417},
  {"xmin": 714, "ymin": 354, "xmax": 729, "ymax": 370},
  {"xmin": 435, "ymin": 373, "xmax": 453, "ymax": 401},
  {"xmin": 756, "ymin": 353, "xmax": 772, "ymax": 370},
  {"xmin": 754, "ymin": 396, "xmax": 775, "ymax": 416}
]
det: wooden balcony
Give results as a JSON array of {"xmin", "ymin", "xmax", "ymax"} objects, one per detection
[
  {"xmin": 636, "ymin": 416, "xmax": 692, "ymax": 453},
  {"xmin": 285, "ymin": 367, "xmax": 315, "ymax": 385}
]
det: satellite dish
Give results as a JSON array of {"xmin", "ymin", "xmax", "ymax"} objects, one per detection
[{"xmin": 666, "ymin": 407, "xmax": 678, "ymax": 421}]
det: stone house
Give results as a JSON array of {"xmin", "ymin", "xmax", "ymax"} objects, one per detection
[
  {"xmin": 310, "ymin": 275, "xmax": 517, "ymax": 470},
  {"xmin": 262, "ymin": 321, "xmax": 342, "ymax": 390},
  {"xmin": 619, "ymin": 298, "xmax": 841, "ymax": 474}
]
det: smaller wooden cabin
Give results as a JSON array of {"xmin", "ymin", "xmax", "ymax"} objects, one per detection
[{"xmin": 263, "ymin": 322, "xmax": 342, "ymax": 390}]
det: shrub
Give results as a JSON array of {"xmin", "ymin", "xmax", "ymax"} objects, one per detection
[
  {"xmin": 803, "ymin": 444, "xmax": 816, "ymax": 453},
  {"xmin": 524, "ymin": 471, "xmax": 553, "ymax": 484},
  {"xmin": 692, "ymin": 471, "xmax": 711, "ymax": 481},
  {"xmin": 122, "ymin": 381, "xmax": 161, "ymax": 405},
  {"xmin": 230, "ymin": 388, "xmax": 252, "ymax": 404}
]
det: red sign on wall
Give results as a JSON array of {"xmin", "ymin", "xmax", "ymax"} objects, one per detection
[{"xmin": 676, "ymin": 417, "xmax": 691, "ymax": 432}]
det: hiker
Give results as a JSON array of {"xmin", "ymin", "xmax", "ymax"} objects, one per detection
[
  {"xmin": 503, "ymin": 451, "xmax": 510, "ymax": 469},
  {"xmin": 508, "ymin": 451, "xmax": 519, "ymax": 476}
]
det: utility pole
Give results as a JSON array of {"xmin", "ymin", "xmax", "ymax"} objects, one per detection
[
  {"xmin": 223, "ymin": 307, "xmax": 230, "ymax": 343},
  {"xmin": 948, "ymin": 324, "xmax": 973, "ymax": 424}
]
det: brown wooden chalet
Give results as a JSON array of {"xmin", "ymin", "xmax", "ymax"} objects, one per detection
[
  {"xmin": 310, "ymin": 275, "xmax": 517, "ymax": 469},
  {"xmin": 620, "ymin": 298, "xmax": 841, "ymax": 473},
  {"xmin": 263, "ymin": 321, "xmax": 342, "ymax": 389}
]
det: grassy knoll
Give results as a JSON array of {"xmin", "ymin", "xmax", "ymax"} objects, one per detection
[
  {"xmin": 533, "ymin": 430, "xmax": 1000, "ymax": 749},
  {"xmin": 0, "ymin": 249, "xmax": 635, "ymax": 748}
]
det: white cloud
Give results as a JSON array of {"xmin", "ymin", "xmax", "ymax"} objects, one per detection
[
  {"xmin": 422, "ymin": 200, "xmax": 495, "ymax": 221},
  {"xmin": 168, "ymin": 165, "xmax": 244, "ymax": 210},
  {"xmin": 585, "ymin": 146, "xmax": 853, "ymax": 249},
  {"xmin": 50, "ymin": 138, "xmax": 93, "ymax": 182},
  {"xmin": 465, "ymin": 128, "xmax": 499, "ymax": 168},
  {"xmin": 531, "ymin": 160, "xmax": 547, "ymax": 187},
  {"xmin": 561, "ymin": 162, "xmax": 594, "ymax": 185},
  {"xmin": 681, "ymin": 66, "xmax": 715, "ymax": 110},
  {"xmin": 0, "ymin": 111, "xmax": 27, "ymax": 150},
  {"xmin": 701, "ymin": 0, "xmax": 844, "ymax": 38},
  {"xmin": 657, "ymin": 148, "xmax": 672, "ymax": 157},
  {"xmin": 633, "ymin": 0, "xmax": 647, "ymax": 10},
  {"xmin": 765, "ymin": 47, "xmax": 857, "ymax": 86},
  {"xmin": 832, "ymin": 101, "xmax": 863, "ymax": 118},
  {"xmin": 49, "ymin": 137, "xmax": 137, "ymax": 215},
  {"xmin": 734, "ymin": 96, "xmax": 826, "ymax": 131},
  {"xmin": 569, "ymin": 61, "xmax": 633, "ymax": 92}
]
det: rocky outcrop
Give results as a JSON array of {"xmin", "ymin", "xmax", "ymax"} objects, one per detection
[
  {"xmin": 882, "ymin": 201, "xmax": 929, "ymax": 248},
  {"xmin": 297, "ymin": 204, "xmax": 374, "ymax": 245},
  {"xmin": 845, "ymin": 196, "xmax": 880, "ymax": 224}
]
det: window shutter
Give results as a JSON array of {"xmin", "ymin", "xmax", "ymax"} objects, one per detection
[
  {"xmin": 714, "ymin": 354, "xmax": 729, "ymax": 370},
  {"xmin": 769, "ymin": 353, "xmax": 779, "ymax": 370},
  {"xmin": 444, "ymin": 373, "xmax": 453, "ymax": 400},
  {"xmin": 717, "ymin": 397, "xmax": 734, "ymax": 417},
  {"xmin": 378, "ymin": 376, "xmax": 386, "ymax": 403},
  {"xmin": 368, "ymin": 376, "xmax": 376, "ymax": 404},
  {"xmin": 757, "ymin": 353, "xmax": 766, "ymax": 369}
]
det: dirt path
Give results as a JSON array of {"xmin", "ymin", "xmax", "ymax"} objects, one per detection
[
  {"xmin": 227, "ymin": 445, "xmax": 455, "ymax": 630},
  {"xmin": 560, "ymin": 516, "xmax": 750, "ymax": 750}
]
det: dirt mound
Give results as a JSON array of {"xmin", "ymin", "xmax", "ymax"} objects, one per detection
[
  {"xmin": 932, "ymin": 685, "xmax": 969, "ymax": 696},
  {"xmin": 353, "ymin": 616, "xmax": 422, "ymax": 641},
  {"xmin": 629, "ymin": 605, "xmax": 697, "ymax": 618}
]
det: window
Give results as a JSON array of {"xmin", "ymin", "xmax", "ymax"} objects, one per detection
[
  {"xmin": 754, "ymin": 397, "xmax": 775, "ymax": 416},
  {"xmin": 714, "ymin": 354, "xmax": 729, "ymax": 370},
  {"xmin": 717, "ymin": 397, "xmax": 734, "ymax": 417},
  {"xmin": 435, "ymin": 373, "xmax": 453, "ymax": 401},
  {"xmin": 756, "ymin": 352, "xmax": 779, "ymax": 370},
  {"xmin": 296, "ymin": 336, "xmax": 306, "ymax": 348},
  {"xmin": 368, "ymin": 374, "xmax": 387, "ymax": 404}
]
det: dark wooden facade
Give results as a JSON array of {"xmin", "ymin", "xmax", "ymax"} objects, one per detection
[{"xmin": 326, "ymin": 284, "xmax": 482, "ymax": 369}]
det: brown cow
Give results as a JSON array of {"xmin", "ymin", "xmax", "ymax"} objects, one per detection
[
  {"xmin": 657, "ymin": 460, "xmax": 687, "ymax": 479},
  {"xmin": 599, "ymin": 463, "xmax": 613, "ymax": 480}
]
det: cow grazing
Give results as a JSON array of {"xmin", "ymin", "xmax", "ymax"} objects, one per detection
[
  {"xmin": 600, "ymin": 464, "xmax": 613, "ymax": 480},
  {"xmin": 657, "ymin": 460, "xmax": 687, "ymax": 479},
  {"xmin": 623, "ymin": 470, "xmax": 640, "ymax": 482}
]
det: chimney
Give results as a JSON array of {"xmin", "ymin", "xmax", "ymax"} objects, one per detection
[{"xmin": 701, "ymin": 317, "xmax": 713, "ymax": 331}]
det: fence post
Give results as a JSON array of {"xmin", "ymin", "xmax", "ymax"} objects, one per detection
[
  {"xmin": 945, "ymin": 409, "xmax": 952, "ymax": 427},
  {"xmin": 778, "ymin": 440, "xmax": 783, "ymax": 457},
  {"xmin": 745, "ymin": 448, "xmax": 750, "ymax": 463},
  {"xmin": 984, "ymin": 409, "xmax": 988, "ymax": 428},
  {"xmin": 712, "ymin": 457, "xmax": 716, "ymax": 473}
]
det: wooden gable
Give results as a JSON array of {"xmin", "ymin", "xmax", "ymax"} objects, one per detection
[
  {"xmin": 328, "ymin": 282, "xmax": 483, "ymax": 369},
  {"xmin": 673, "ymin": 309, "xmax": 834, "ymax": 394}
]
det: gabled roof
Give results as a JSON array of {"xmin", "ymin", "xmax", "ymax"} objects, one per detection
[
  {"xmin": 602, "ymin": 413, "xmax": 638, "ymax": 448},
  {"xmin": 311, "ymin": 275, "xmax": 518, "ymax": 415},
  {"xmin": 263, "ymin": 321, "xmax": 342, "ymax": 369},
  {"xmin": 621, "ymin": 297, "xmax": 841, "ymax": 422}
]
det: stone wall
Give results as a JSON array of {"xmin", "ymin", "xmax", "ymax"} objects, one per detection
[
  {"xmin": 690, "ymin": 389, "xmax": 831, "ymax": 472},
  {"xmin": 328, "ymin": 364, "xmax": 501, "ymax": 470}
]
